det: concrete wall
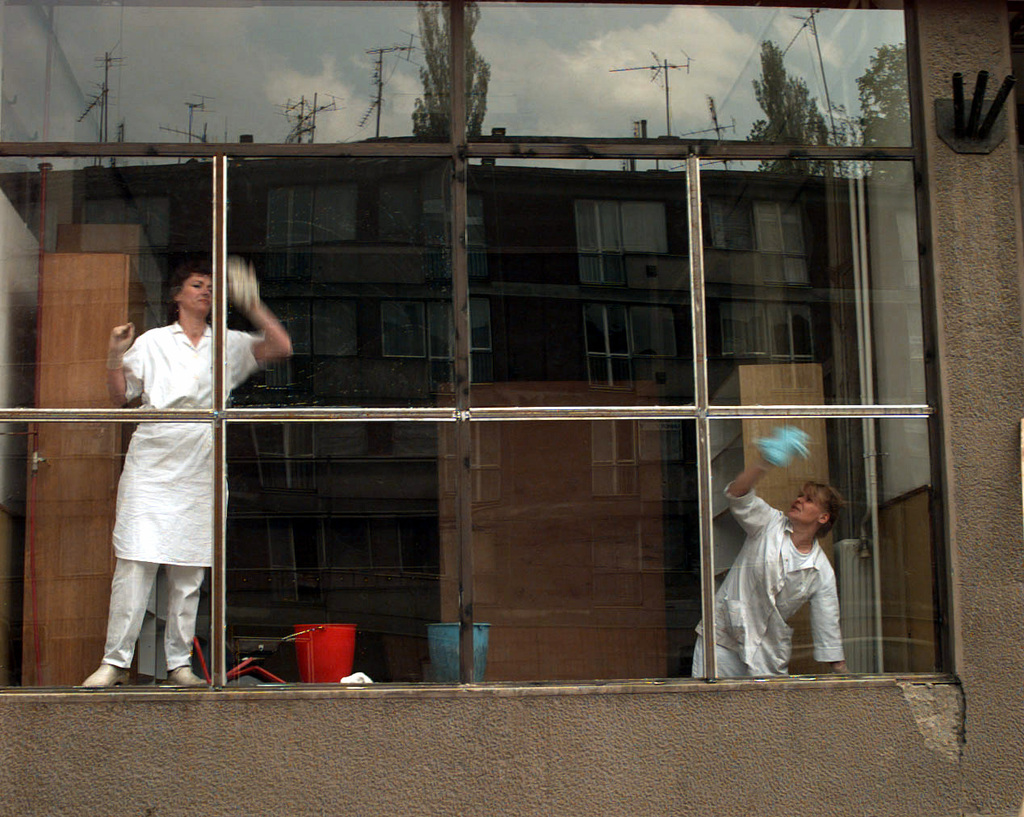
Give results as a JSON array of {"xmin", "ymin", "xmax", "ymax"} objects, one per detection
[
  {"xmin": 0, "ymin": 681, "xmax": 965, "ymax": 817},
  {"xmin": 1, "ymin": 2, "xmax": 1023, "ymax": 815},
  {"xmin": 918, "ymin": 1, "xmax": 1024, "ymax": 814}
]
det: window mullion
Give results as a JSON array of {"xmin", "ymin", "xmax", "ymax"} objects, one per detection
[
  {"xmin": 687, "ymin": 154, "xmax": 717, "ymax": 681},
  {"xmin": 449, "ymin": 0, "xmax": 474, "ymax": 684},
  {"xmin": 211, "ymin": 154, "xmax": 229, "ymax": 687}
]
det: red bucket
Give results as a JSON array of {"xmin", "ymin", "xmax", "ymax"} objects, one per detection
[{"xmin": 293, "ymin": 624, "xmax": 357, "ymax": 683}]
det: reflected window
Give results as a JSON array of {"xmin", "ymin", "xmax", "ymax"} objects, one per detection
[
  {"xmin": 584, "ymin": 304, "xmax": 631, "ymax": 387},
  {"xmin": 575, "ymin": 199, "xmax": 667, "ymax": 285},
  {"xmin": 382, "ymin": 301, "xmax": 427, "ymax": 358}
]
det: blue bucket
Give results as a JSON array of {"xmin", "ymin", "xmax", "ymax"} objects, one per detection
[{"xmin": 427, "ymin": 623, "xmax": 490, "ymax": 682}]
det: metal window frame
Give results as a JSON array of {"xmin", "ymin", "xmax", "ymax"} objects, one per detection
[{"xmin": 0, "ymin": 0, "xmax": 944, "ymax": 688}]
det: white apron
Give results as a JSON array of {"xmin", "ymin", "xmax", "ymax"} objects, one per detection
[{"xmin": 112, "ymin": 324, "xmax": 259, "ymax": 566}]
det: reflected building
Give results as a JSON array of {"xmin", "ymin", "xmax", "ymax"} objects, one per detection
[{"xmin": 0, "ymin": 154, "xmax": 933, "ymax": 683}]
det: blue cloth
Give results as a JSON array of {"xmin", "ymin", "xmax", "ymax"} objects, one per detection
[{"xmin": 755, "ymin": 425, "xmax": 810, "ymax": 467}]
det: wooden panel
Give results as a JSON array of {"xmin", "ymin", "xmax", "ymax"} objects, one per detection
[
  {"xmin": 879, "ymin": 487, "xmax": 935, "ymax": 672},
  {"xmin": 23, "ymin": 251, "xmax": 139, "ymax": 686}
]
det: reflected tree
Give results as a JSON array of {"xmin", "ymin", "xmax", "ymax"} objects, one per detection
[
  {"xmin": 748, "ymin": 40, "xmax": 828, "ymax": 173},
  {"xmin": 858, "ymin": 43, "xmax": 910, "ymax": 146},
  {"xmin": 412, "ymin": 1, "xmax": 490, "ymax": 138}
]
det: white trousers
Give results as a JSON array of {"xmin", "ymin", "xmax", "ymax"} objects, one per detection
[
  {"xmin": 102, "ymin": 558, "xmax": 205, "ymax": 671},
  {"xmin": 691, "ymin": 635, "xmax": 750, "ymax": 678}
]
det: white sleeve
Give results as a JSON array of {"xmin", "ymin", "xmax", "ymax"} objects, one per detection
[
  {"xmin": 726, "ymin": 486, "xmax": 779, "ymax": 537},
  {"xmin": 809, "ymin": 564, "xmax": 845, "ymax": 662},
  {"xmin": 121, "ymin": 336, "xmax": 146, "ymax": 402},
  {"xmin": 226, "ymin": 330, "xmax": 262, "ymax": 392}
]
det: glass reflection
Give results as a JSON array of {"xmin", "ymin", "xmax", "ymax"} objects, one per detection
[
  {"xmin": 703, "ymin": 160, "xmax": 925, "ymax": 405},
  {"xmin": 228, "ymin": 157, "xmax": 455, "ymax": 408},
  {"xmin": 0, "ymin": 156, "xmax": 213, "ymax": 409},
  {"xmin": 1, "ymin": 422, "xmax": 217, "ymax": 687},
  {"xmin": 468, "ymin": 160, "xmax": 693, "ymax": 407},
  {"xmin": 470, "ymin": 419, "xmax": 700, "ymax": 682},
  {"xmin": 703, "ymin": 416, "xmax": 938, "ymax": 678},
  {"xmin": 473, "ymin": 4, "xmax": 908, "ymax": 145},
  {"xmin": 226, "ymin": 421, "xmax": 453, "ymax": 684},
  {"xmin": 3, "ymin": 1, "xmax": 438, "ymax": 144}
]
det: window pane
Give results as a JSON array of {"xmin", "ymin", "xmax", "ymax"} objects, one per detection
[
  {"xmin": 0, "ymin": 156, "xmax": 211, "ymax": 409},
  {"xmin": 226, "ymin": 421, "xmax": 454, "ymax": 684},
  {"xmin": 471, "ymin": 420, "xmax": 700, "ymax": 681},
  {"xmin": 228, "ymin": 157, "xmax": 454, "ymax": 408},
  {"xmin": 0, "ymin": 421, "xmax": 219, "ymax": 688},
  {"xmin": 3, "ymin": 1, "xmax": 440, "ymax": 144},
  {"xmin": 705, "ymin": 160, "xmax": 925, "ymax": 405},
  {"xmin": 471, "ymin": 4, "xmax": 908, "ymax": 146},
  {"xmin": 468, "ymin": 159, "xmax": 694, "ymax": 407},
  {"xmin": 702, "ymin": 416, "xmax": 939, "ymax": 679}
]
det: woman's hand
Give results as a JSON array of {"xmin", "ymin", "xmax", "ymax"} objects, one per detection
[{"xmin": 107, "ymin": 323, "xmax": 135, "ymax": 369}]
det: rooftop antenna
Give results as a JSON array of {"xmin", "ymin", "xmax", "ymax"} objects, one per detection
[
  {"xmin": 159, "ymin": 93, "xmax": 214, "ymax": 143},
  {"xmin": 78, "ymin": 50, "xmax": 124, "ymax": 142},
  {"xmin": 280, "ymin": 93, "xmax": 340, "ymax": 144},
  {"xmin": 786, "ymin": 8, "xmax": 839, "ymax": 144},
  {"xmin": 610, "ymin": 50, "xmax": 692, "ymax": 137},
  {"xmin": 360, "ymin": 35, "xmax": 416, "ymax": 138}
]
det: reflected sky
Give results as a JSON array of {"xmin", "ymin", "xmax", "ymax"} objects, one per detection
[{"xmin": 2, "ymin": 2, "xmax": 906, "ymax": 144}]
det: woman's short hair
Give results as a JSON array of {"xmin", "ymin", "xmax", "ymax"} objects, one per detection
[
  {"xmin": 167, "ymin": 258, "xmax": 213, "ymax": 323},
  {"xmin": 802, "ymin": 481, "xmax": 845, "ymax": 537}
]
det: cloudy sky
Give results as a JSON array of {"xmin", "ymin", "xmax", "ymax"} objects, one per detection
[{"xmin": 1, "ymin": 2, "xmax": 906, "ymax": 146}]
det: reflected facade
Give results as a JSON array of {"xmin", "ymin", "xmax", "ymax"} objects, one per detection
[{"xmin": 0, "ymin": 1, "xmax": 944, "ymax": 687}]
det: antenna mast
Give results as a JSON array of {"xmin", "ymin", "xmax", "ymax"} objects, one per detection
[
  {"xmin": 360, "ymin": 37, "xmax": 416, "ymax": 138},
  {"xmin": 78, "ymin": 50, "xmax": 124, "ymax": 142},
  {"xmin": 280, "ymin": 93, "xmax": 340, "ymax": 144},
  {"xmin": 610, "ymin": 50, "xmax": 692, "ymax": 137},
  {"xmin": 159, "ymin": 93, "xmax": 214, "ymax": 143}
]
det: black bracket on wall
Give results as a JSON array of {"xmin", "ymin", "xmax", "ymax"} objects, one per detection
[{"xmin": 935, "ymin": 71, "xmax": 1016, "ymax": 154}]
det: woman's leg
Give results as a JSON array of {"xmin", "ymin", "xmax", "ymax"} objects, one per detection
[
  {"xmin": 101, "ymin": 558, "xmax": 160, "ymax": 668},
  {"xmin": 163, "ymin": 565, "xmax": 206, "ymax": 672}
]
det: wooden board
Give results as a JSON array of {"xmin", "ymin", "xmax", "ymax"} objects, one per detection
[{"xmin": 22, "ymin": 251, "xmax": 142, "ymax": 686}]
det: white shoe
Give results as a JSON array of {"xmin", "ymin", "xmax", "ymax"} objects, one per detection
[
  {"xmin": 164, "ymin": 666, "xmax": 206, "ymax": 687},
  {"xmin": 81, "ymin": 664, "xmax": 129, "ymax": 688}
]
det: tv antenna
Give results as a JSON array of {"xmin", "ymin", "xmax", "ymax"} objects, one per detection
[
  {"xmin": 610, "ymin": 50, "xmax": 692, "ymax": 137},
  {"xmin": 159, "ymin": 94, "xmax": 214, "ymax": 143},
  {"xmin": 360, "ymin": 36, "xmax": 417, "ymax": 138},
  {"xmin": 78, "ymin": 50, "xmax": 124, "ymax": 142},
  {"xmin": 279, "ymin": 93, "xmax": 340, "ymax": 144},
  {"xmin": 784, "ymin": 8, "xmax": 839, "ymax": 143}
]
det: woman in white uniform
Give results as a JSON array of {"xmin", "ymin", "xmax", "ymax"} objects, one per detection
[{"xmin": 82, "ymin": 258, "xmax": 292, "ymax": 687}]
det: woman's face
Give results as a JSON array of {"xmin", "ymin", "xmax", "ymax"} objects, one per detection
[{"xmin": 174, "ymin": 273, "xmax": 212, "ymax": 318}]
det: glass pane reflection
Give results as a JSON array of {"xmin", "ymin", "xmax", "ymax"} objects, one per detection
[
  {"xmin": 1, "ymin": 422, "xmax": 215, "ymax": 687},
  {"xmin": 468, "ymin": 160, "xmax": 694, "ymax": 408},
  {"xmin": 704, "ymin": 416, "xmax": 938, "ymax": 679},
  {"xmin": 3, "ymin": 1, "xmax": 438, "ymax": 143},
  {"xmin": 226, "ymin": 422, "xmax": 453, "ymax": 684},
  {"xmin": 228, "ymin": 157, "xmax": 455, "ymax": 408},
  {"xmin": 0, "ymin": 156, "xmax": 210, "ymax": 409},
  {"xmin": 473, "ymin": 4, "xmax": 908, "ymax": 145},
  {"xmin": 704, "ymin": 160, "xmax": 925, "ymax": 405},
  {"xmin": 471, "ymin": 419, "xmax": 700, "ymax": 682}
]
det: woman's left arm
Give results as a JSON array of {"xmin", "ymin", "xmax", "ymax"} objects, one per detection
[{"xmin": 245, "ymin": 302, "xmax": 293, "ymax": 363}]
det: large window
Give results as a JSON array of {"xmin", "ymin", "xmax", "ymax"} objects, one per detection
[{"xmin": 0, "ymin": 1, "xmax": 939, "ymax": 688}]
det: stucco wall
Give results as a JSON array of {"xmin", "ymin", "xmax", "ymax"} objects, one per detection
[
  {"xmin": 917, "ymin": 0, "xmax": 1024, "ymax": 814},
  {"xmin": 0, "ymin": 681, "xmax": 963, "ymax": 817},
  {"xmin": 1, "ymin": 2, "xmax": 1023, "ymax": 816}
]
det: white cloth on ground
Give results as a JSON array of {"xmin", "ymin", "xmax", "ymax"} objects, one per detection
[
  {"xmin": 113, "ymin": 323, "xmax": 260, "ymax": 567},
  {"xmin": 694, "ymin": 485, "xmax": 845, "ymax": 676}
]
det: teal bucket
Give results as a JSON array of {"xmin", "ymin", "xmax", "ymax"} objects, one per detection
[{"xmin": 427, "ymin": 623, "xmax": 490, "ymax": 682}]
